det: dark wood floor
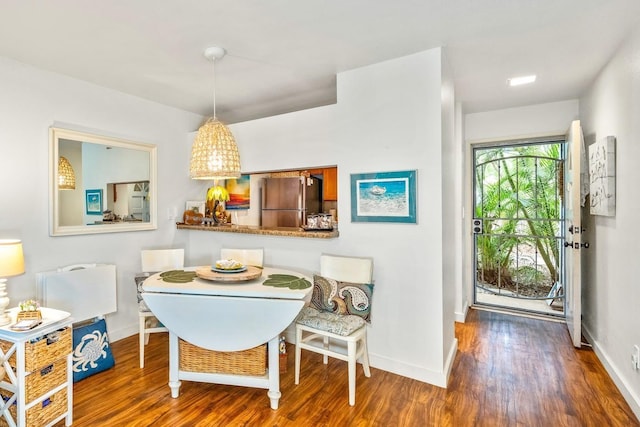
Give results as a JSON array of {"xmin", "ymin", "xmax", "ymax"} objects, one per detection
[{"xmin": 55, "ymin": 309, "xmax": 639, "ymax": 426}]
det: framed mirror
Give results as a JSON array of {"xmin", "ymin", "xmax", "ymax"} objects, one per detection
[{"xmin": 49, "ymin": 127, "xmax": 157, "ymax": 236}]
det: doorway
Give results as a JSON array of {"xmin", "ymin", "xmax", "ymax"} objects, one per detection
[{"xmin": 472, "ymin": 139, "xmax": 565, "ymax": 317}]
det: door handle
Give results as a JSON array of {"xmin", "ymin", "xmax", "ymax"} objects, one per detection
[
  {"xmin": 564, "ymin": 241, "xmax": 590, "ymax": 249},
  {"xmin": 568, "ymin": 226, "xmax": 586, "ymax": 234}
]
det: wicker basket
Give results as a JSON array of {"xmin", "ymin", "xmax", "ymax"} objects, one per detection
[
  {"xmin": 16, "ymin": 310, "xmax": 43, "ymax": 322},
  {"xmin": 26, "ymin": 387, "xmax": 67, "ymax": 426},
  {"xmin": 24, "ymin": 358, "xmax": 67, "ymax": 402},
  {"xmin": 0, "ymin": 387, "xmax": 67, "ymax": 427},
  {"xmin": 179, "ymin": 339, "xmax": 266, "ymax": 376},
  {"xmin": 0, "ymin": 327, "xmax": 71, "ymax": 372}
]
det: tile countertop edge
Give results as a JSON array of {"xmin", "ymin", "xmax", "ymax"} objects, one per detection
[{"xmin": 176, "ymin": 223, "xmax": 339, "ymax": 239}]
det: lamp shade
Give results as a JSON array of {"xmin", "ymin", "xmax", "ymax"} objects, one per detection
[
  {"xmin": 190, "ymin": 118, "xmax": 241, "ymax": 180},
  {"xmin": 58, "ymin": 156, "xmax": 76, "ymax": 190},
  {"xmin": 0, "ymin": 239, "xmax": 25, "ymax": 277},
  {"xmin": 207, "ymin": 185, "xmax": 230, "ymax": 202}
]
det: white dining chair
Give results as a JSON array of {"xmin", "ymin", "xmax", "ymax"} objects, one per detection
[
  {"xmin": 294, "ymin": 253, "xmax": 374, "ymax": 406},
  {"xmin": 219, "ymin": 248, "xmax": 264, "ymax": 268},
  {"xmin": 136, "ymin": 248, "xmax": 184, "ymax": 368}
]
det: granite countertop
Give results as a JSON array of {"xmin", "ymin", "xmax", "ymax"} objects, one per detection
[{"xmin": 176, "ymin": 223, "xmax": 339, "ymax": 239}]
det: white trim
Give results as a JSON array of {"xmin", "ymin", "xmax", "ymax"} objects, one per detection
[
  {"xmin": 466, "ymin": 131, "xmax": 565, "ymax": 147},
  {"xmin": 443, "ymin": 338, "xmax": 458, "ymax": 385},
  {"xmin": 109, "ymin": 324, "xmax": 138, "ymax": 343},
  {"xmin": 369, "ymin": 351, "xmax": 450, "ymax": 388},
  {"xmin": 455, "ymin": 302, "xmax": 469, "ymax": 323}
]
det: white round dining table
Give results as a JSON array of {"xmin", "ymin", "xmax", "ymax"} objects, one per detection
[{"xmin": 141, "ymin": 266, "xmax": 312, "ymax": 409}]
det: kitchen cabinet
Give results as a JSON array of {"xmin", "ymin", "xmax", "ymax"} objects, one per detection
[
  {"xmin": 323, "ymin": 167, "xmax": 337, "ymax": 201},
  {"xmin": 0, "ymin": 309, "xmax": 73, "ymax": 427},
  {"xmin": 308, "ymin": 167, "xmax": 337, "ymax": 201}
]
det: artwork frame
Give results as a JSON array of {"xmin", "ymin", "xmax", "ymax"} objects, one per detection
[
  {"xmin": 350, "ymin": 170, "xmax": 417, "ymax": 223},
  {"xmin": 85, "ymin": 189, "xmax": 103, "ymax": 215},
  {"xmin": 225, "ymin": 175, "xmax": 251, "ymax": 210},
  {"xmin": 588, "ymin": 135, "xmax": 616, "ymax": 216}
]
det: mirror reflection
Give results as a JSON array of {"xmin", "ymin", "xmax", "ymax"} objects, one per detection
[
  {"xmin": 104, "ymin": 181, "xmax": 150, "ymax": 222},
  {"xmin": 50, "ymin": 127, "xmax": 157, "ymax": 236}
]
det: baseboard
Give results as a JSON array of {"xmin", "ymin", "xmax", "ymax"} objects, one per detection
[
  {"xmin": 582, "ymin": 325, "xmax": 640, "ymax": 420},
  {"xmin": 455, "ymin": 303, "xmax": 469, "ymax": 323},
  {"xmin": 369, "ymin": 348, "xmax": 452, "ymax": 388},
  {"xmin": 443, "ymin": 337, "xmax": 458, "ymax": 385},
  {"xmin": 108, "ymin": 324, "xmax": 138, "ymax": 343}
]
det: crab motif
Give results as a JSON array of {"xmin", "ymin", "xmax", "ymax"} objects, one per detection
[{"xmin": 73, "ymin": 329, "xmax": 109, "ymax": 372}]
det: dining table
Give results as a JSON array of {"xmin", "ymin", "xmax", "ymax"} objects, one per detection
[{"xmin": 141, "ymin": 265, "xmax": 313, "ymax": 409}]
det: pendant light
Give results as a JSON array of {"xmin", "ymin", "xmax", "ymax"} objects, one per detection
[
  {"xmin": 58, "ymin": 156, "xmax": 76, "ymax": 190},
  {"xmin": 190, "ymin": 47, "xmax": 241, "ymax": 180}
]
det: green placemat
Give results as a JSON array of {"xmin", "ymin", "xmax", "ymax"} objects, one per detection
[
  {"xmin": 159, "ymin": 270, "xmax": 197, "ymax": 283},
  {"xmin": 262, "ymin": 274, "xmax": 311, "ymax": 290}
]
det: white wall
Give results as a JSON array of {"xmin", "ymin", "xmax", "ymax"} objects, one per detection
[
  {"xmin": 440, "ymin": 52, "xmax": 458, "ymax": 370},
  {"xmin": 0, "ymin": 56, "xmax": 202, "ymax": 341},
  {"xmin": 454, "ymin": 102, "xmax": 468, "ymax": 323},
  {"xmin": 579, "ymin": 26, "xmax": 640, "ymax": 418},
  {"xmin": 465, "ymin": 100, "xmax": 580, "ymax": 142},
  {"xmin": 182, "ymin": 48, "xmax": 456, "ymax": 386}
]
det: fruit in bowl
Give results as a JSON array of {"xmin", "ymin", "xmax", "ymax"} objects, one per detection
[{"xmin": 215, "ymin": 259, "xmax": 243, "ymax": 270}]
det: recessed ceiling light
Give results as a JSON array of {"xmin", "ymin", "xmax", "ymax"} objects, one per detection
[{"xmin": 508, "ymin": 75, "xmax": 536, "ymax": 86}]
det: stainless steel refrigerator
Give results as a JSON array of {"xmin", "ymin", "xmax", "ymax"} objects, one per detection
[{"xmin": 261, "ymin": 177, "xmax": 322, "ymax": 227}]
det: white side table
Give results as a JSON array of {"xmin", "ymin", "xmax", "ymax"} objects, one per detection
[{"xmin": 0, "ymin": 307, "xmax": 73, "ymax": 427}]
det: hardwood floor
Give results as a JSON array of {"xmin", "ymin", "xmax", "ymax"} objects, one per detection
[{"xmin": 55, "ymin": 309, "xmax": 639, "ymax": 426}]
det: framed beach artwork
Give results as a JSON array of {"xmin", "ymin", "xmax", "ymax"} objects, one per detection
[
  {"xmin": 85, "ymin": 189, "xmax": 103, "ymax": 215},
  {"xmin": 225, "ymin": 175, "xmax": 251, "ymax": 210},
  {"xmin": 588, "ymin": 135, "xmax": 616, "ymax": 216},
  {"xmin": 350, "ymin": 170, "xmax": 417, "ymax": 223}
]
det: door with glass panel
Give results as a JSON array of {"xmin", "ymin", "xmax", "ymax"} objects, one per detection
[{"xmin": 473, "ymin": 140, "xmax": 565, "ymax": 317}]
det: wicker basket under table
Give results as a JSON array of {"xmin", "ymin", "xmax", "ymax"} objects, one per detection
[{"xmin": 179, "ymin": 339, "xmax": 267, "ymax": 376}]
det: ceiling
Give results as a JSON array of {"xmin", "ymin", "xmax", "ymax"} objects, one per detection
[{"xmin": 1, "ymin": 1, "xmax": 639, "ymax": 124}]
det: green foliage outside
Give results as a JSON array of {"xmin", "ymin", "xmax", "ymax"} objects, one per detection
[{"xmin": 475, "ymin": 143, "xmax": 563, "ymax": 297}]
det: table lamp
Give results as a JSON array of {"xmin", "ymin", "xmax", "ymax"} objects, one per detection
[{"xmin": 0, "ymin": 239, "xmax": 25, "ymax": 326}]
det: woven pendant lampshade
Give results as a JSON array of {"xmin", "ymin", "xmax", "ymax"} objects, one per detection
[
  {"xmin": 58, "ymin": 156, "xmax": 76, "ymax": 190},
  {"xmin": 190, "ymin": 118, "xmax": 241, "ymax": 179},
  {"xmin": 189, "ymin": 47, "xmax": 241, "ymax": 180}
]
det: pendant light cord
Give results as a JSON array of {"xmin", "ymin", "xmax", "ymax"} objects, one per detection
[{"xmin": 212, "ymin": 58, "xmax": 217, "ymax": 119}]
